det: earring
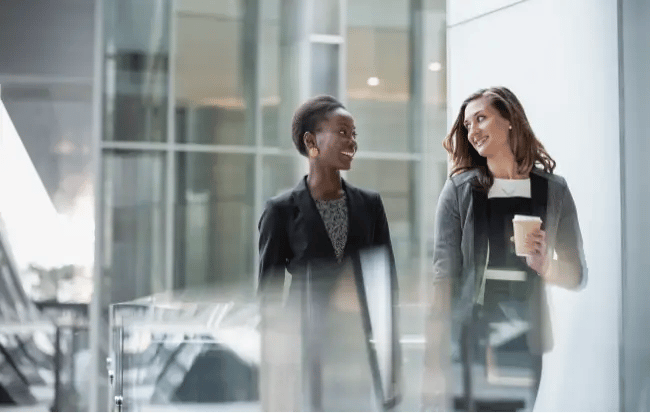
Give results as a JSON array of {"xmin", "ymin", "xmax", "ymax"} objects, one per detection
[
  {"xmin": 309, "ymin": 147, "xmax": 319, "ymax": 158},
  {"xmin": 509, "ymin": 125, "xmax": 513, "ymax": 130}
]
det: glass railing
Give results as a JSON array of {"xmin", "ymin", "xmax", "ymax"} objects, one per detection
[
  {"xmin": 108, "ymin": 248, "xmax": 404, "ymax": 412},
  {"xmin": 108, "ymin": 290, "xmax": 260, "ymax": 412}
]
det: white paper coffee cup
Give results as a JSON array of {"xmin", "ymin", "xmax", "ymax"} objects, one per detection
[{"xmin": 512, "ymin": 215, "xmax": 542, "ymax": 257}]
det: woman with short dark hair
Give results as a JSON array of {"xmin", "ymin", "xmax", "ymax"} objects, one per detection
[{"xmin": 258, "ymin": 95, "xmax": 401, "ymax": 411}]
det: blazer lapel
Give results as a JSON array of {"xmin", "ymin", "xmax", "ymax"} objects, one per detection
[
  {"xmin": 530, "ymin": 170, "xmax": 549, "ymax": 229},
  {"xmin": 293, "ymin": 176, "xmax": 336, "ymax": 258},
  {"xmin": 342, "ymin": 179, "xmax": 369, "ymax": 255},
  {"xmin": 471, "ymin": 183, "xmax": 490, "ymax": 303}
]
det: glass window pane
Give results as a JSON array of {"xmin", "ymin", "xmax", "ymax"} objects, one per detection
[
  {"xmin": 346, "ymin": 2, "xmax": 411, "ymax": 153},
  {"xmin": 312, "ymin": 0, "xmax": 340, "ymax": 35},
  {"xmin": 102, "ymin": 150, "xmax": 167, "ymax": 304},
  {"xmin": 260, "ymin": 0, "xmax": 283, "ymax": 148},
  {"xmin": 311, "ymin": 43, "xmax": 340, "ymax": 97},
  {"xmin": 103, "ymin": 0, "xmax": 170, "ymax": 142},
  {"xmin": 175, "ymin": 153, "xmax": 255, "ymax": 290},
  {"xmin": 262, "ymin": 155, "xmax": 300, "ymax": 201},
  {"xmin": 346, "ymin": 158, "xmax": 423, "ymax": 410},
  {"xmin": 174, "ymin": 3, "xmax": 250, "ymax": 145}
]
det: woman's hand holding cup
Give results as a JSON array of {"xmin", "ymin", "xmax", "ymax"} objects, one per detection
[
  {"xmin": 511, "ymin": 215, "xmax": 550, "ymax": 278},
  {"xmin": 524, "ymin": 229, "xmax": 550, "ymax": 277}
]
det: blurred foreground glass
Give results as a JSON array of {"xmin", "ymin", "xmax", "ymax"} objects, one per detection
[
  {"xmin": 347, "ymin": 159, "xmax": 418, "ymax": 291},
  {"xmin": 260, "ymin": 247, "xmax": 400, "ymax": 411}
]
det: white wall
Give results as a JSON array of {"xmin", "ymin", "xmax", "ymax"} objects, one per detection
[{"xmin": 447, "ymin": 0, "xmax": 620, "ymax": 410}]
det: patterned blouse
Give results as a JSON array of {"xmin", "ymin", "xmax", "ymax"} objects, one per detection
[{"xmin": 314, "ymin": 194, "xmax": 349, "ymax": 261}]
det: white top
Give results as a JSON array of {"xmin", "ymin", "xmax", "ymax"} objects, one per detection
[
  {"xmin": 484, "ymin": 178, "xmax": 531, "ymax": 282},
  {"xmin": 488, "ymin": 178, "xmax": 531, "ymax": 199}
]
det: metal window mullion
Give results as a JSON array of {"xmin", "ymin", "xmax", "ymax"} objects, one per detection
[
  {"xmin": 338, "ymin": 0, "xmax": 348, "ymax": 180},
  {"xmin": 165, "ymin": 0, "xmax": 177, "ymax": 292},
  {"xmin": 339, "ymin": 0, "xmax": 347, "ymax": 103},
  {"xmin": 89, "ymin": 0, "xmax": 105, "ymax": 410},
  {"xmin": 248, "ymin": 0, "xmax": 263, "ymax": 291},
  {"xmin": 406, "ymin": 0, "xmax": 428, "ymax": 296}
]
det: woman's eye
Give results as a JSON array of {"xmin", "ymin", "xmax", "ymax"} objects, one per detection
[{"xmin": 477, "ymin": 115, "xmax": 485, "ymax": 122}]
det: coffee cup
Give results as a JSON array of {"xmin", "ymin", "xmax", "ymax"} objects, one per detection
[{"xmin": 512, "ymin": 215, "xmax": 542, "ymax": 257}]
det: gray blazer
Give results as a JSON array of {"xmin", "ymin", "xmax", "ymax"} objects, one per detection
[{"xmin": 433, "ymin": 167, "xmax": 587, "ymax": 353}]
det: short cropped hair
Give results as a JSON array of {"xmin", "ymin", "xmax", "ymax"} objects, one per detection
[{"xmin": 291, "ymin": 95, "xmax": 345, "ymax": 156}]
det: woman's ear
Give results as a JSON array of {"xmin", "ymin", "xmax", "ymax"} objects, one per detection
[{"xmin": 304, "ymin": 131, "xmax": 317, "ymax": 150}]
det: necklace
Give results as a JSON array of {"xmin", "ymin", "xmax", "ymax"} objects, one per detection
[{"xmin": 500, "ymin": 186, "xmax": 516, "ymax": 196}]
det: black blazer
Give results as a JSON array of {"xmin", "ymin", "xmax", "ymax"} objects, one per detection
[
  {"xmin": 258, "ymin": 175, "xmax": 396, "ymax": 287},
  {"xmin": 257, "ymin": 175, "xmax": 401, "ymax": 408}
]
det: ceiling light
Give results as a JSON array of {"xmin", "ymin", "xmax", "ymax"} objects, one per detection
[
  {"xmin": 428, "ymin": 62, "xmax": 442, "ymax": 72},
  {"xmin": 367, "ymin": 77, "xmax": 380, "ymax": 86}
]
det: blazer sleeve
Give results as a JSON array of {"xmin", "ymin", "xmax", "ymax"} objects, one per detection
[
  {"xmin": 554, "ymin": 184, "xmax": 588, "ymax": 290},
  {"xmin": 258, "ymin": 200, "xmax": 290, "ymax": 292},
  {"xmin": 373, "ymin": 194, "xmax": 395, "ymax": 257},
  {"xmin": 433, "ymin": 179, "xmax": 463, "ymax": 281}
]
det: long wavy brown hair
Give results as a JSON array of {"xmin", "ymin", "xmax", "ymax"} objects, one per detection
[{"xmin": 443, "ymin": 86, "xmax": 556, "ymax": 191}]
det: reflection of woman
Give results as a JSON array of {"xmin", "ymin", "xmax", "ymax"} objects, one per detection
[
  {"xmin": 423, "ymin": 87, "xmax": 587, "ymax": 410},
  {"xmin": 258, "ymin": 95, "xmax": 400, "ymax": 410}
]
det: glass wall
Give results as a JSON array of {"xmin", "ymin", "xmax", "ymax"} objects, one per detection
[{"xmin": 96, "ymin": 0, "xmax": 447, "ymax": 409}]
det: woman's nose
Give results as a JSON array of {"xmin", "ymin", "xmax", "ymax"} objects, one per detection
[{"xmin": 467, "ymin": 124, "xmax": 477, "ymax": 140}]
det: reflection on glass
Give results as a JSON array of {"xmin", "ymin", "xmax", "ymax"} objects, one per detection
[
  {"xmin": 102, "ymin": 150, "xmax": 166, "ymax": 304},
  {"xmin": 174, "ymin": 5, "xmax": 250, "ymax": 145},
  {"xmin": 312, "ymin": 0, "xmax": 340, "ymax": 35},
  {"xmin": 103, "ymin": 0, "xmax": 170, "ymax": 142},
  {"xmin": 311, "ymin": 43, "xmax": 339, "ymax": 97},
  {"xmin": 175, "ymin": 153, "xmax": 255, "ymax": 290}
]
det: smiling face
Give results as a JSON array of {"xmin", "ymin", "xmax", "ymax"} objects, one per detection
[
  {"xmin": 463, "ymin": 96, "xmax": 513, "ymax": 159},
  {"xmin": 307, "ymin": 107, "xmax": 357, "ymax": 170}
]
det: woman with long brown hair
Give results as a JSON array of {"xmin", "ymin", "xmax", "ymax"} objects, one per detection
[{"xmin": 422, "ymin": 86, "xmax": 587, "ymax": 411}]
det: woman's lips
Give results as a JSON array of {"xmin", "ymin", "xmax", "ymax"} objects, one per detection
[{"xmin": 474, "ymin": 136, "xmax": 488, "ymax": 149}]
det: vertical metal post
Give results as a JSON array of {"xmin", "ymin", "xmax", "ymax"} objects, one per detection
[
  {"xmin": 53, "ymin": 326, "xmax": 61, "ymax": 412},
  {"xmin": 89, "ymin": 0, "xmax": 105, "ymax": 409},
  {"xmin": 243, "ymin": 0, "xmax": 262, "ymax": 291},
  {"xmin": 165, "ymin": 0, "xmax": 177, "ymax": 292}
]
